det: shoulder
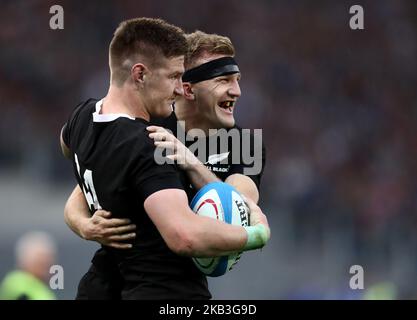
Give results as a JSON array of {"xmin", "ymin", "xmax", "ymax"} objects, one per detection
[
  {"xmin": 228, "ymin": 124, "xmax": 266, "ymax": 154},
  {"xmin": 70, "ymin": 98, "xmax": 99, "ymax": 122},
  {"xmin": 150, "ymin": 111, "xmax": 178, "ymax": 135},
  {"xmin": 227, "ymin": 124, "xmax": 266, "ymax": 183},
  {"xmin": 0, "ymin": 271, "xmax": 21, "ymax": 299},
  {"xmin": 234, "ymin": 125, "xmax": 264, "ymax": 140},
  {"xmin": 112, "ymin": 118, "xmax": 154, "ymax": 151},
  {"xmin": 0, "ymin": 271, "xmax": 54, "ymax": 300},
  {"xmin": 64, "ymin": 98, "xmax": 98, "ymax": 135},
  {"xmin": 103, "ymin": 118, "xmax": 162, "ymax": 170},
  {"xmin": 62, "ymin": 98, "xmax": 99, "ymax": 148},
  {"xmin": 150, "ymin": 111, "xmax": 177, "ymax": 126}
]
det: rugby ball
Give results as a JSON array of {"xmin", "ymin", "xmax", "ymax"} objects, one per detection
[{"xmin": 190, "ymin": 182, "xmax": 250, "ymax": 277}]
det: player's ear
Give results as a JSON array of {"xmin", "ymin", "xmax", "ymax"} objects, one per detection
[
  {"xmin": 183, "ymin": 82, "xmax": 195, "ymax": 100},
  {"xmin": 131, "ymin": 63, "xmax": 147, "ymax": 85}
]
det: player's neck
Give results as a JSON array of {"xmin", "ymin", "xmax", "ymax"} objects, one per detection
[
  {"xmin": 176, "ymin": 101, "xmax": 213, "ymax": 137},
  {"xmin": 102, "ymin": 84, "xmax": 150, "ymax": 121}
]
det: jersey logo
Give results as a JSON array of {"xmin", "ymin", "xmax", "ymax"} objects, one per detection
[{"xmin": 205, "ymin": 152, "xmax": 230, "ymax": 165}]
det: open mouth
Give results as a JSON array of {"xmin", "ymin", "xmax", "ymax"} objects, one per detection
[{"xmin": 218, "ymin": 100, "xmax": 236, "ymax": 113}]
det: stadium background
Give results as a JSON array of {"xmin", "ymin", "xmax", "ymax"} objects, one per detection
[{"xmin": 0, "ymin": 0, "xmax": 416, "ymax": 299}]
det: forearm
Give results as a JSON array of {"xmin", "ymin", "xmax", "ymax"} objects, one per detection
[
  {"xmin": 182, "ymin": 179, "xmax": 267, "ymax": 256},
  {"xmin": 186, "ymin": 162, "xmax": 220, "ymax": 190},
  {"xmin": 225, "ymin": 174, "xmax": 259, "ymax": 203},
  {"xmin": 181, "ymin": 213, "xmax": 269, "ymax": 257},
  {"xmin": 64, "ymin": 185, "xmax": 90, "ymax": 239},
  {"xmin": 184, "ymin": 214, "xmax": 248, "ymax": 257},
  {"xmin": 145, "ymin": 189, "xmax": 269, "ymax": 258}
]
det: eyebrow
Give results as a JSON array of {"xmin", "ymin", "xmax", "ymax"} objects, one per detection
[{"xmin": 171, "ymin": 71, "xmax": 184, "ymax": 77}]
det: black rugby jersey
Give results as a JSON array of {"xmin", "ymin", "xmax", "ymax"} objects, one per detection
[
  {"xmin": 155, "ymin": 111, "xmax": 266, "ymax": 200},
  {"xmin": 62, "ymin": 98, "xmax": 210, "ymax": 299}
]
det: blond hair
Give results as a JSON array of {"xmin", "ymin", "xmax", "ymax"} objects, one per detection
[{"xmin": 185, "ymin": 31, "xmax": 235, "ymax": 69}]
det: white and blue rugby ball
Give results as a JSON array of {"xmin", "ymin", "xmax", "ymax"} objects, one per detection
[{"xmin": 190, "ymin": 182, "xmax": 250, "ymax": 277}]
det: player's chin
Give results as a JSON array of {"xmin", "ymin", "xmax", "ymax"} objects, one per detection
[
  {"xmin": 215, "ymin": 110, "xmax": 234, "ymax": 127},
  {"xmin": 220, "ymin": 117, "xmax": 235, "ymax": 129}
]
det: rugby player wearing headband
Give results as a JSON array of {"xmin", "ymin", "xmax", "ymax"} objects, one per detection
[
  {"xmin": 149, "ymin": 31, "xmax": 265, "ymax": 203},
  {"xmin": 63, "ymin": 30, "xmax": 269, "ymax": 299}
]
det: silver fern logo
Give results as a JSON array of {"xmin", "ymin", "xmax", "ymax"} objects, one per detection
[{"xmin": 205, "ymin": 152, "xmax": 230, "ymax": 165}]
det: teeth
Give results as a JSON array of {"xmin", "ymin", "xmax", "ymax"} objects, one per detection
[{"xmin": 220, "ymin": 101, "xmax": 235, "ymax": 108}]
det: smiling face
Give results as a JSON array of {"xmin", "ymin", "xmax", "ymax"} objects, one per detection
[
  {"xmin": 190, "ymin": 54, "xmax": 241, "ymax": 129},
  {"xmin": 142, "ymin": 55, "xmax": 185, "ymax": 118}
]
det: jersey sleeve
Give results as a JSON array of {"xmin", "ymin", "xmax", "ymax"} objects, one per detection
[
  {"xmin": 130, "ymin": 136, "xmax": 184, "ymax": 201},
  {"xmin": 228, "ymin": 133, "xmax": 266, "ymax": 190},
  {"xmin": 62, "ymin": 101, "xmax": 89, "ymax": 149}
]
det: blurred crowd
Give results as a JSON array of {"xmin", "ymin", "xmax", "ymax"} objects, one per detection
[{"xmin": 0, "ymin": 0, "xmax": 416, "ymax": 298}]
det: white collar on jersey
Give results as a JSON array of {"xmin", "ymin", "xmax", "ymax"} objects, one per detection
[{"xmin": 92, "ymin": 99, "xmax": 136, "ymax": 122}]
